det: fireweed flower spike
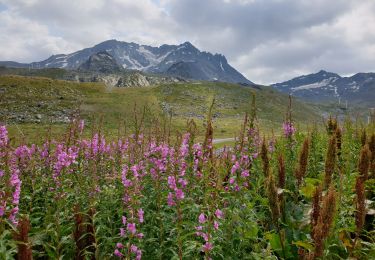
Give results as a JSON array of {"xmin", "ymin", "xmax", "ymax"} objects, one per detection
[
  {"xmin": 8, "ymin": 154, "xmax": 22, "ymax": 225},
  {"xmin": 0, "ymin": 125, "xmax": 9, "ymax": 148},
  {"xmin": 282, "ymin": 121, "xmax": 296, "ymax": 138},
  {"xmin": 138, "ymin": 208, "xmax": 144, "ymax": 223}
]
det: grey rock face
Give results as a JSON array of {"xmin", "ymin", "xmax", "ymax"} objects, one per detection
[
  {"xmin": 78, "ymin": 51, "xmax": 123, "ymax": 73},
  {"xmin": 1, "ymin": 40, "xmax": 253, "ymax": 85}
]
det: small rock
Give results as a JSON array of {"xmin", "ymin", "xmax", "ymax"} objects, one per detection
[{"xmin": 36, "ymin": 114, "xmax": 42, "ymax": 119}]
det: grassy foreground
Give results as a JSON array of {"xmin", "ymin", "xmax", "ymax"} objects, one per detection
[{"xmin": 0, "ymin": 104, "xmax": 374, "ymax": 259}]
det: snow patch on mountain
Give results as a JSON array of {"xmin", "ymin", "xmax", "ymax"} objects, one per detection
[
  {"xmin": 271, "ymin": 70, "xmax": 375, "ymax": 104},
  {"xmin": 291, "ymin": 77, "xmax": 338, "ymax": 91}
]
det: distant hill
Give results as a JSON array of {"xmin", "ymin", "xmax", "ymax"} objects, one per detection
[
  {"xmin": 272, "ymin": 70, "xmax": 375, "ymax": 106},
  {"xmin": 0, "ymin": 39, "xmax": 253, "ymax": 85}
]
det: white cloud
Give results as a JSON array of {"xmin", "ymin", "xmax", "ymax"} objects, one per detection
[
  {"xmin": 0, "ymin": 0, "xmax": 178, "ymax": 61},
  {"xmin": 0, "ymin": 0, "xmax": 374, "ymax": 84}
]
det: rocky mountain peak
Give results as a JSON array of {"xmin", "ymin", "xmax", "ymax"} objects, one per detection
[
  {"xmin": 0, "ymin": 39, "xmax": 253, "ymax": 85},
  {"xmin": 272, "ymin": 70, "xmax": 375, "ymax": 105},
  {"xmin": 78, "ymin": 51, "xmax": 122, "ymax": 73}
]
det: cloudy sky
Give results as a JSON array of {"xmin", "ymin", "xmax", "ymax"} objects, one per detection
[{"xmin": 0, "ymin": 0, "xmax": 374, "ymax": 84}]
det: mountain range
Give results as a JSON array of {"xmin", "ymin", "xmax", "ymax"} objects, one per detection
[
  {"xmin": 1, "ymin": 40, "xmax": 373, "ymax": 107},
  {"xmin": 0, "ymin": 39, "xmax": 252, "ymax": 85},
  {"xmin": 272, "ymin": 70, "xmax": 375, "ymax": 106}
]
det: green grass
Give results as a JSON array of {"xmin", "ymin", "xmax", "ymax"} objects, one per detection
[{"xmin": 1, "ymin": 75, "xmax": 322, "ymax": 141}]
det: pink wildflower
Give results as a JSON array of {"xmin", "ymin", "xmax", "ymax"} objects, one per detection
[
  {"xmin": 0, "ymin": 125, "xmax": 8, "ymax": 147},
  {"xmin": 202, "ymin": 242, "xmax": 213, "ymax": 252},
  {"xmin": 199, "ymin": 213, "xmax": 206, "ymax": 223},
  {"xmin": 127, "ymin": 223, "xmax": 136, "ymax": 235},
  {"xmin": 241, "ymin": 170, "xmax": 249, "ymax": 178},
  {"xmin": 283, "ymin": 121, "xmax": 296, "ymax": 138},
  {"xmin": 214, "ymin": 221, "xmax": 219, "ymax": 230},
  {"xmin": 215, "ymin": 209, "xmax": 224, "ymax": 219},
  {"xmin": 175, "ymin": 189, "xmax": 185, "ymax": 200},
  {"xmin": 167, "ymin": 176, "xmax": 177, "ymax": 190},
  {"xmin": 138, "ymin": 208, "xmax": 144, "ymax": 223},
  {"xmin": 167, "ymin": 192, "xmax": 175, "ymax": 206},
  {"xmin": 120, "ymin": 228, "xmax": 125, "ymax": 237},
  {"xmin": 114, "ymin": 249, "xmax": 123, "ymax": 257},
  {"xmin": 131, "ymin": 244, "xmax": 138, "ymax": 253}
]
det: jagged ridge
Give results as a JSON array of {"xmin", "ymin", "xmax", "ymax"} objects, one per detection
[
  {"xmin": 272, "ymin": 70, "xmax": 375, "ymax": 105},
  {"xmin": 0, "ymin": 40, "xmax": 252, "ymax": 85}
]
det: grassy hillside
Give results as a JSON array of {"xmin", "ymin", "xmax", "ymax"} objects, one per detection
[{"xmin": 0, "ymin": 75, "xmax": 321, "ymax": 141}]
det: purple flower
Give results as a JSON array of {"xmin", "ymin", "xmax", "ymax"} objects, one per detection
[
  {"xmin": 231, "ymin": 161, "xmax": 240, "ymax": 174},
  {"xmin": 214, "ymin": 221, "xmax": 219, "ymax": 230},
  {"xmin": 215, "ymin": 209, "xmax": 224, "ymax": 219},
  {"xmin": 120, "ymin": 228, "xmax": 125, "ymax": 237},
  {"xmin": 179, "ymin": 133, "xmax": 190, "ymax": 157},
  {"xmin": 283, "ymin": 121, "xmax": 296, "ymax": 138},
  {"xmin": 0, "ymin": 125, "xmax": 8, "ymax": 147},
  {"xmin": 114, "ymin": 249, "xmax": 123, "ymax": 257},
  {"xmin": 127, "ymin": 223, "xmax": 136, "ymax": 235},
  {"xmin": 178, "ymin": 178, "xmax": 188, "ymax": 188},
  {"xmin": 167, "ymin": 192, "xmax": 175, "ymax": 206},
  {"xmin": 131, "ymin": 165, "xmax": 140, "ymax": 178},
  {"xmin": 136, "ymin": 249, "xmax": 142, "ymax": 260},
  {"xmin": 116, "ymin": 243, "xmax": 124, "ymax": 249},
  {"xmin": 198, "ymin": 213, "xmax": 206, "ymax": 223},
  {"xmin": 175, "ymin": 189, "xmax": 185, "ymax": 200},
  {"xmin": 12, "ymin": 183, "xmax": 21, "ymax": 204},
  {"xmin": 131, "ymin": 244, "xmax": 138, "ymax": 253},
  {"xmin": 122, "ymin": 216, "xmax": 127, "ymax": 225},
  {"xmin": 241, "ymin": 170, "xmax": 249, "ymax": 178},
  {"xmin": 138, "ymin": 208, "xmax": 144, "ymax": 223},
  {"xmin": 9, "ymin": 206, "xmax": 19, "ymax": 225},
  {"xmin": 202, "ymin": 242, "xmax": 213, "ymax": 252},
  {"xmin": 167, "ymin": 176, "xmax": 177, "ymax": 190},
  {"xmin": 122, "ymin": 166, "xmax": 133, "ymax": 187}
]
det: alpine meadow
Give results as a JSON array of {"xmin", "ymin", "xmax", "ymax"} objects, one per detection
[{"xmin": 0, "ymin": 0, "xmax": 375, "ymax": 259}]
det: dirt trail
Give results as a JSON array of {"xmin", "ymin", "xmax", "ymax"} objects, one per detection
[{"xmin": 212, "ymin": 137, "xmax": 236, "ymax": 144}]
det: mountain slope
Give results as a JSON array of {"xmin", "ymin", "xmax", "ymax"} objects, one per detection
[
  {"xmin": 0, "ymin": 75, "xmax": 319, "ymax": 137},
  {"xmin": 1, "ymin": 40, "xmax": 252, "ymax": 84},
  {"xmin": 272, "ymin": 70, "xmax": 375, "ymax": 106},
  {"xmin": 78, "ymin": 51, "xmax": 123, "ymax": 73}
]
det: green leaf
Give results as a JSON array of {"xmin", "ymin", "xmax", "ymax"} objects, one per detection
[
  {"xmin": 244, "ymin": 223, "xmax": 259, "ymax": 240},
  {"xmin": 293, "ymin": 240, "xmax": 314, "ymax": 251},
  {"xmin": 265, "ymin": 233, "xmax": 282, "ymax": 252},
  {"xmin": 300, "ymin": 178, "xmax": 321, "ymax": 198}
]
